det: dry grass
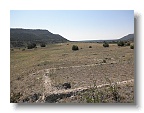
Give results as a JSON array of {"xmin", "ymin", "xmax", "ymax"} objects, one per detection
[{"xmin": 10, "ymin": 42, "xmax": 134, "ymax": 103}]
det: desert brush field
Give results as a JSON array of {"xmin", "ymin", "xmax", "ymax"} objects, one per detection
[{"xmin": 10, "ymin": 42, "xmax": 134, "ymax": 103}]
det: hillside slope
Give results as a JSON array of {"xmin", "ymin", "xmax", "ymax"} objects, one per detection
[
  {"xmin": 10, "ymin": 28, "xmax": 69, "ymax": 47},
  {"xmin": 118, "ymin": 34, "xmax": 134, "ymax": 41}
]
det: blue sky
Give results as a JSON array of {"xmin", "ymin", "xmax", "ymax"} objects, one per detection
[{"xmin": 10, "ymin": 10, "xmax": 134, "ymax": 41}]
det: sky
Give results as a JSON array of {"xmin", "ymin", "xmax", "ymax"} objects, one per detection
[{"xmin": 10, "ymin": 10, "xmax": 134, "ymax": 41}]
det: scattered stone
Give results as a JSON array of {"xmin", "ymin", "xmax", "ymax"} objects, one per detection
[
  {"xmin": 23, "ymin": 97, "xmax": 30, "ymax": 103},
  {"xmin": 22, "ymin": 93, "xmax": 41, "ymax": 103},
  {"xmin": 10, "ymin": 92, "xmax": 23, "ymax": 103},
  {"xmin": 55, "ymin": 84, "xmax": 64, "ymax": 90},
  {"xmin": 55, "ymin": 83, "xmax": 71, "ymax": 90},
  {"xmin": 30, "ymin": 93, "xmax": 41, "ymax": 102},
  {"xmin": 103, "ymin": 60, "xmax": 106, "ymax": 63},
  {"xmin": 45, "ymin": 73, "xmax": 49, "ymax": 76},
  {"xmin": 45, "ymin": 93, "xmax": 72, "ymax": 103},
  {"xmin": 105, "ymin": 57, "xmax": 111, "ymax": 60},
  {"xmin": 62, "ymin": 83, "xmax": 71, "ymax": 89}
]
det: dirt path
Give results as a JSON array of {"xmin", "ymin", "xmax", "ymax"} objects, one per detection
[
  {"xmin": 42, "ymin": 61, "xmax": 117, "ymax": 70},
  {"xmin": 43, "ymin": 77, "xmax": 134, "ymax": 103},
  {"xmin": 42, "ymin": 69, "xmax": 134, "ymax": 101},
  {"xmin": 44, "ymin": 69, "xmax": 52, "ymax": 93},
  {"xmin": 30, "ymin": 63, "xmax": 134, "ymax": 102},
  {"xmin": 43, "ymin": 69, "xmax": 57, "ymax": 95},
  {"xmin": 46, "ymin": 78, "xmax": 134, "ymax": 95}
]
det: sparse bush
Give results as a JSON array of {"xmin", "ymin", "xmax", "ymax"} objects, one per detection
[
  {"xmin": 27, "ymin": 43, "xmax": 37, "ymax": 49},
  {"xmin": 85, "ymin": 89, "xmax": 104, "ymax": 103},
  {"xmin": 89, "ymin": 46, "xmax": 92, "ymax": 48},
  {"xmin": 27, "ymin": 45, "xmax": 32, "ymax": 49},
  {"xmin": 117, "ymin": 41, "xmax": 124, "ymax": 46},
  {"xmin": 72, "ymin": 45, "xmax": 79, "ymax": 51},
  {"xmin": 111, "ymin": 84, "xmax": 121, "ymax": 102},
  {"xmin": 125, "ymin": 42, "xmax": 130, "ymax": 46},
  {"xmin": 10, "ymin": 92, "xmax": 23, "ymax": 103},
  {"xmin": 130, "ymin": 45, "xmax": 134, "ymax": 49},
  {"xmin": 22, "ymin": 49, "xmax": 25, "ymax": 51},
  {"xmin": 76, "ymin": 78, "xmax": 122, "ymax": 103},
  {"xmin": 105, "ymin": 78, "xmax": 121, "ymax": 102},
  {"xmin": 40, "ymin": 43, "xmax": 46, "ymax": 47},
  {"xmin": 83, "ymin": 80, "xmax": 105, "ymax": 103},
  {"xmin": 32, "ymin": 43, "xmax": 36, "ymax": 48},
  {"xmin": 103, "ymin": 42, "xmax": 109, "ymax": 47}
]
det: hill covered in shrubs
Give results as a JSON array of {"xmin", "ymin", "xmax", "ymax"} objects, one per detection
[{"xmin": 10, "ymin": 28, "xmax": 69, "ymax": 47}]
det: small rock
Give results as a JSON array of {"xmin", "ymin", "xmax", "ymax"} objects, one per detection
[
  {"xmin": 62, "ymin": 83, "xmax": 71, "ymax": 89},
  {"xmin": 30, "ymin": 93, "xmax": 40, "ymax": 102}
]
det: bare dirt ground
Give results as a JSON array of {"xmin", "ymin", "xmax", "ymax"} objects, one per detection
[{"xmin": 10, "ymin": 42, "xmax": 134, "ymax": 103}]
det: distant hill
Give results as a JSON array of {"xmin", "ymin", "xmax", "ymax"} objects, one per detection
[
  {"xmin": 118, "ymin": 34, "xmax": 134, "ymax": 41},
  {"xmin": 78, "ymin": 34, "xmax": 134, "ymax": 43},
  {"xmin": 10, "ymin": 28, "xmax": 69, "ymax": 47}
]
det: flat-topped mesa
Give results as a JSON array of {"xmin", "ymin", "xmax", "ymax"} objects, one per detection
[{"xmin": 10, "ymin": 28, "xmax": 69, "ymax": 47}]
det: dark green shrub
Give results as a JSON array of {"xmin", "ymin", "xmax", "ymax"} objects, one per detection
[
  {"xmin": 40, "ymin": 43, "xmax": 46, "ymax": 47},
  {"xmin": 125, "ymin": 42, "xmax": 130, "ymax": 46},
  {"xmin": 117, "ymin": 41, "xmax": 124, "ymax": 46},
  {"xmin": 103, "ymin": 42, "xmax": 109, "ymax": 47},
  {"xmin": 22, "ymin": 49, "xmax": 25, "ymax": 51},
  {"xmin": 89, "ymin": 46, "xmax": 92, "ymax": 48},
  {"xmin": 32, "ymin": 43, "xmax": 36, "ymax": 48},
  {"xmin": 27, "ymin": 43, "xmax": 36, "ymax": 49},
  {"xmin": 130, "ymin": 45, "xmax": 134, "ymax": 49},
  {"xmin": 72, "ymin": 45, "xmax": 79, "ymax": 51},
  {"xmin": 27, "ymin": 45, "xmax": 33, "ymax": 49}
]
